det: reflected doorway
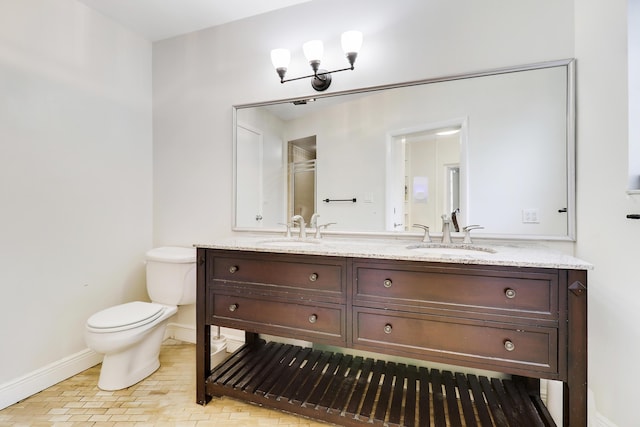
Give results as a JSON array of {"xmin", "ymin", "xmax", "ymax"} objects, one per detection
[
  {"xmin": 387, "ymin": 122, "xmax": 464, "ymax": 232},
  {"xmin": 288, "ymin": 136, "xmax": 316, "ymax": 224}
]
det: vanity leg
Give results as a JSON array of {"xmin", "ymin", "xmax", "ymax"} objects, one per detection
[
  {"xmin": 566, "ymin": 270, "xmax": 588, "ymax": 426},
  {"xmin": 245, "ymin": 331, "xmax": 259, "ymax": 344},
  {"xmin": 196, "ymin": 249, "xmax": 211, "ymax": 405}
]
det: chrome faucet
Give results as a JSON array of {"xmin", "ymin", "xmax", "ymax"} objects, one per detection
[
  {"xmin": 291, "ymin": 215, "xmax": 306, "ymax": 239},
  {"xmin": 441, "ymin": 214, "xmax": 452, "ymax": 244}
]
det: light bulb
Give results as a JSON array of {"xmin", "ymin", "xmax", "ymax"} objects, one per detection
[
  {"xmin": 303, "ymin": 40, "xmax": 324, "ymax": 63},
  {"xmin": 270, "ymin": 48, "xmax": 290, "ymax": 70},
  {"xmin": 341, "ymin": 30, "xmax": 363, "ymax": 55}
]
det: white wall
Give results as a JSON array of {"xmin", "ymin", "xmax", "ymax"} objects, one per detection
[
  {"xmin": 0, "ymin": 0, "xmax": 152, "ymax": 407},
  {"xmin": 152, "ymin": 0, "xmax": 574, "ymax": 245},
  {"xmin": 575, "ymin": 1, "xmax": 640, "ymax": 426}
]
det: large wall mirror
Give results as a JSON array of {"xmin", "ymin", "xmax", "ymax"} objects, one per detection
[{"xmin": 233, "ymin": 59, "xmax": 575, "ymax": 240}]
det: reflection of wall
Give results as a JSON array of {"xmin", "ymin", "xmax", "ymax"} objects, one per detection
[
  {"xmin": 289, "ymin": 143, "xmax": 315, "ymax": 223},
  {"xmin": 406, "ymin": 134, "xmax": 459, "ymax": 230},
  {"xmin": 280, "ymin": 67, "xmax": 567, "ymax": 236},
  {"xmin": 236, "ymin": 108, "xmax": 286, "ymax": 228}
]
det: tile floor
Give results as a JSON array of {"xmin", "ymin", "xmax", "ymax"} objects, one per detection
[{"xmin": 0, "ymin": 340, "xmax": 330, "ymax": 426}]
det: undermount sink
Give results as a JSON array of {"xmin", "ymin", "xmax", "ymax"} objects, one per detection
[
  {"xmin": 406, "ymin": 243, "xmax": 497, "ymax": 255},
  {"xmin": 258, "ymin": 238, "xmax": 323, "ymax": 247}
]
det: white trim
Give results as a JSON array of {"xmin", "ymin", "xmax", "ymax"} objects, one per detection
[
  {"xmin": 0, "ymin": 349, "xmax": 102, "ymax": 410},
  {"xmin": 165, "ymin": 322, "xmax": 196, "ymax": 344}
]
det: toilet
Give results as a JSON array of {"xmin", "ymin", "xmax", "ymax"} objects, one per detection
[{"xmin": 85, "ymin": 246, "xmax": 196, "ymax": 391}]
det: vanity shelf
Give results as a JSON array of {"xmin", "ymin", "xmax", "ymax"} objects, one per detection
[
  {"xmin": 207, "ymin": 339, "xmax": 554, "ymax": 427},
  {"xmin": 196, "ymin": 247, "xmax": 587, "ymax": 427}
]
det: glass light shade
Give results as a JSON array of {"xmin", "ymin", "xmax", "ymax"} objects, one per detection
[
  {"xmin": 270, "ymin": 48, "xmax": 291, "ymax": 69},
  {"xmin": 341, "ymin": 30, "xmax": 363, "ymax": 54},
  {"xmin": 303, "ymin": 40, "xmax": 324, "ymax": 62}
]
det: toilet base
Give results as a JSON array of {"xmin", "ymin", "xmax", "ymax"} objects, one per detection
[{"xmin": 95, "ymin": 318, "xmax": 170, "ymax": 391}]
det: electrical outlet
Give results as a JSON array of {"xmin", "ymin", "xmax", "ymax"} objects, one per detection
[{"xmin": 522, "ymin": 208, "xmax": 540, "ymax": 224}]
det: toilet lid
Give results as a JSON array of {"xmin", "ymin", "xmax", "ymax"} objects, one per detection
[{"xmin": 87, "ymin": 301, "xmax": 165, "ymax": 331}]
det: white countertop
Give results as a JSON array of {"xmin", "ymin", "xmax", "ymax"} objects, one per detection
[{"xmin": 195, "ymin": 236, "xmax": 592, "ymax": 270}]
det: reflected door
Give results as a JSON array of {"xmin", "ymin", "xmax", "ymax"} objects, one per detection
[{"xmin": 236, "ymin": 124, "xmax": 263, "ymax": 227}]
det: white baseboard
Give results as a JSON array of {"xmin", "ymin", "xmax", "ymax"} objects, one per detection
[
  {"xmin": 165, "ymin": 322, "xmax": 196, "ymax": 344},
  {"xmin": 0, "ymin": 349, "xmax": 102, "ymax": 411}
]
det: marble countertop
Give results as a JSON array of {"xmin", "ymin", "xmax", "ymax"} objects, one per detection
[{"xmin": 195, "ymin": 235, "xmax": 592, "ymax": 270}]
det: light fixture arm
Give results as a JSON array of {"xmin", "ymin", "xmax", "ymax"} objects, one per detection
[{"xmin": 278, "ymin": 64, "xmax": 355, "ymax": 84}]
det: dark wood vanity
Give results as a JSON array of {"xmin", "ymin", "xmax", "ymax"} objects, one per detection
[{"xmin": 196, "ymin": 247, "xmax": 587, "ymax": 426}]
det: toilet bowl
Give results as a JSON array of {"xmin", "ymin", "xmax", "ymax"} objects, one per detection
[{"xmin": 84, "ymin": 247, "xmax": 196, "ymax": 391}]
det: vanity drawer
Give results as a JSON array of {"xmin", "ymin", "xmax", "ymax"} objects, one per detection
[
  {"xmin": 354, "ymin": 262, "xmax": 558, "ymax": 319},
  {"xmin": 210, "ymin": 293, "xmax": 346, "ymax": 345},
  {"xmin": 210, "ymin": 252, "xmax": 345, "ymax": 297},
  {"xmin": 353, "ymin": 308, "xmax": 557, "ymax": 375}
]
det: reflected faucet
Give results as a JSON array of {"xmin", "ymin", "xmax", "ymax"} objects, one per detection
[
  {"xmin": 451, "ymin": 208, "xmax": 460, "ymax": 232},
  {"xmin": 310, "ymin": 213, "xmax": 320, "ymax": 229},
  {"xmin": 291, "ymin": 215, "xmax": 307, "ymax": 239},
  {"xmin": 441, "ymin": 214, "xmax": 452, "ymax": 244}
]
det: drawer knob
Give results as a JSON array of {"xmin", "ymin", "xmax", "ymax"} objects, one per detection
[
  {"xmin": 383, "ymin": 324, "xmax": 393, "ymax": 334},
  {"xmin": 228, "ymin": 303, "xmax": 238, "ymax": 312},
  {"xmin": 504, "ymin": 340, "xmax": 515, "ymax": 352},
  {"xmin": 309, "ymin": 273, "xmax": 318, "ymax": 282},
  {"xmin": 229, "ymin": 265, "xmax": 238, "ymax": 274},
  {"xmin": 308, "ymin": 314, "xmax": 318, "ymax": 323},
  {"xmin": 383, "ymin": 279, "xmax": 393, "ymax": 288},
  {"xmin": 505, "ymin": 288, "xmax": 516, "ymax": 299}
]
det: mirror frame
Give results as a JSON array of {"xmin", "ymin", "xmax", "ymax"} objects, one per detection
[{"xmin": 232, "ymin": 58, "xmax": 576, "ymax": 241}]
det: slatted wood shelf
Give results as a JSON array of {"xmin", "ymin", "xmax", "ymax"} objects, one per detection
[{"xmin": 205, "ymin": 340, "xmax": 556, "ymax": 427}]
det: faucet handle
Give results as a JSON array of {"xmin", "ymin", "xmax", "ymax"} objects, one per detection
[
  {"xmin": 315, "ymin": 222, "xmax": 336, "ymax": 239},
  {"xmin": 412, "ymin": 224, "xmax": 432, "ymax": 243},
  {"xmin": 278, "ymin": 222, "xmax": 292, "ymax": 238},
  {"xmin": 462, "ymin": 225, "xmax": 484, "ymax": 244}
]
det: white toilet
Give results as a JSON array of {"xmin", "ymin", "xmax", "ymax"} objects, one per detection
[{"xmin": 85, "ymin": 246, "xmax": 196, "ymax": 391}]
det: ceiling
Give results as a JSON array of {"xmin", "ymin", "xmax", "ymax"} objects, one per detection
[{"xmin": 76, "ymin": 0, "xmax": 312, "ymax": 42}]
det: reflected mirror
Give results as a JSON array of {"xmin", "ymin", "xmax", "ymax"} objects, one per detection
[{"xmin": 233, "ymin": 59, "xmax": 575, "ymax": 240}]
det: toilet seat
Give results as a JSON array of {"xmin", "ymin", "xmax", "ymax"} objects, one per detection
[{"xmin": 87, "ymin": 302, "xmax": 166, "ymax": 333}]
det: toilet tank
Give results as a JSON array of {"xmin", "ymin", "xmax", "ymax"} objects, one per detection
[{"xmin": 145, "ymin": 247, "xmax": 197, "ymax": 306}]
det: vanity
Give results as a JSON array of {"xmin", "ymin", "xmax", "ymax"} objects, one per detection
[{"xmin": 195, "ymin": 237, "xmax": 589, "ymax": 426}]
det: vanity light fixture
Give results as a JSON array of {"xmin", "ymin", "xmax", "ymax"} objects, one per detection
[{"xmin": 271, "ymin": 30, "xmax": 363, "ymax": 92}]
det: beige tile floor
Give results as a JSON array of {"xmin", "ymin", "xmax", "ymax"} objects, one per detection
[{"xmin": 0, "ymin": 340, "xmax": 331, "ymax": 427}]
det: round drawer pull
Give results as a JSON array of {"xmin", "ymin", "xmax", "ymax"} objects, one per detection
[
  {"xmin": 229, "ymin": 265, "xmax": 238, "ymax": 274},
  {"xmin": 309, "ymin": 273, "xmax": 318, "ymax": 282},
  {"xmin": 383, "ymin": 279, "xmax": 393, "ymax": 288},
  {"xmin": 308, "ymin": 314, "xmax": 318, "ymax": 324},
  {"xmin": 505, "ymin": 288, "xmax": 516, "ymax": 299},
  {"xmin": 504, "ymin": 340, "xmax": 515, "ymax": 352},
  {"xmin": 384, "ymin": 324, "xmax": 393, "ymax": 334},
  {"xmin": 228, "ymin": 303, "xmax": 238, "ymax": 312}
]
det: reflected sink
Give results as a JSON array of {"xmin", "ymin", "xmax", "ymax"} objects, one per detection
[
  {"xmin": 258, "ymin": 238, "xmax": 323, "ymax": 247},
  {"xmin": 406, "ymin": 243, "xmax": 497, "ymax": 255}
]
